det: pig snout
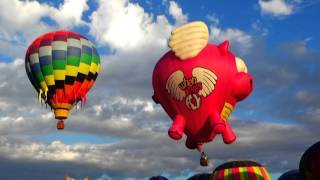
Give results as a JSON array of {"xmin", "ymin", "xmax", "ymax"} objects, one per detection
[{"xmin": 232, "ymin": 72, "xmax": 253, "ymax": 101}]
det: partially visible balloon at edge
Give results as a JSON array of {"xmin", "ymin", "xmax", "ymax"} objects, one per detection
[
  {"xmin": 299, "ymin": 141, "xmax": 320, "ymax": 180},
  {"xmin": 278, "ymin": 169, "xmax": 301, "ymax": 180},
  {"xmin": 211, "ymin": 160, "xmax": 271, "ymax": 180}
]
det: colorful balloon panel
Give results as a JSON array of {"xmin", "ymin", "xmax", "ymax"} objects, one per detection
[
  {"xmin": 25, "ymin": 30, "xmax": 100, "ymax": 122},
  {"xmin": 211, "ymin": 161, "xmax": 271, "ymax": 180}
]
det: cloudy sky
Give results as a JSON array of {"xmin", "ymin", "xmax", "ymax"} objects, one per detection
[{"xmin": 0, "ymin": 0, "xmax": 320, "ymax": 179}]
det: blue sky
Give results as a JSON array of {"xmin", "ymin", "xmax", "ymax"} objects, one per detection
[{"xmin": 0, "ymin": 0, "xmax": 320, "ymax": 179}]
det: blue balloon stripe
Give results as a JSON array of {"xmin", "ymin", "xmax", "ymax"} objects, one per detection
[
  {"xmin": 67, "ymin": 47, "xmax": 81, "ymax": 57},
  {"xmin": 82, "ymin": 45, "xmax": 92, "ymax": 55},
  {"xmin": 52, "ymin": 50, "xmax": 67, "ymax": 60},
  {"xmin": 39, "ymin": 56, "xmax": 52, "ymax": 66}
]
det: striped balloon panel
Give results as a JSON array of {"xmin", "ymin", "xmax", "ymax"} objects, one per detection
[
  {"xmin": 39, "ymin": 32, "xmax": 55, "ymax": 95},
  {"xmin": 212, "ymin": 166, "xmax": 270, "ymax": 180},
  {"xmin": 25, "ymin": 30, "xmax": 100, "ymax": 105},
  {"xmin": 77, "ymin": 46, "xmax": 101, "ymax": 98},
  {"xmin": 72, "ymin": 37, "xmax": 92, "ymax": 97},
  {"xmin": 25, "ymin": 52, "xmax": 41, "ymax": 93},
  {"xmin": 27, "ymin": 36, "xmax": 49, "ymax": 93}
]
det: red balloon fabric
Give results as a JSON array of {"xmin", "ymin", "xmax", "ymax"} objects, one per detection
[{"xmin": 152, "ymin": 41, "xmax": 253, "ymax": 150}]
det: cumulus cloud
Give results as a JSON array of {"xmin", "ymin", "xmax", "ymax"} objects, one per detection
[
  {"xmin": 258, "ymin": 0, "xmax": 295, "ymax": 16},
  {"xmin": 0, "ymin": 0, "xmax": 88, "ymax": 58},
  {"xmin": 0, "ymin": 120, "xmax": 318, "ymax": 179},
  {"xmin": 206, "ymin": 14, "xmax": 219, "ymax": 26},
  {"xmin": 251, "ymin": 20, "xmax": 269, "ymax": 36},
  {"xmin": 205, "ymin": 14, "xmax": 253, "ymax": 56},
  {"xmin": 49, "ymin": 0, "xmax": 89, "ymax": 28},
  {"xmin": 210, "ymin": 26, "xmax": 253, "ymax": 56},
  {"xmin": 281, "ymin": 38, "xmax": 313, "ymax": 56},
  {"xmin": 88, "ymin": 0, "xmax": 176, "ymax": 103},
  {"xmin": 89, "ymin": 0, "xmax": 172, "ymax": 51},
  {"xmin": 168, "ymin": 1, "xmax": 188, "ymax": 25}
]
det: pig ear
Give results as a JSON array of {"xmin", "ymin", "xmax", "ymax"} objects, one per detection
[
  {"xmin": 218, "ymin": 40, "xmax": 229, "ymax": 54},
  {"xmin": 235, "ymin": 57, "xmax": 248, "ymax": 73}
]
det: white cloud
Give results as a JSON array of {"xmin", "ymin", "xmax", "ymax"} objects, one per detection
[
  {"xmin": 0, "ymin": 0, "xmax": 88, "ymax": 58},
  {"xmin": 49, "ymin": 0, "xmax": 89, "ymax": 28},
  {"xmin": 205, "ymin": 13, "xmax": 252, "ymax": 55},
  {"xmin": 168, "ymin": 1, "xmax": 188, "ymax": 25},
  {"xmin": 143, "ymin": 101, "xmax": 155, "ymax": 112},
  {"xmin": 0, "ymin": 120, "xmax": 318, "ymax": 178},
  {"xmin": 259, "ymin": 0, "xmax": 293, "ymax": 16},
  {"xmin": 304, "ymin": 108, "xmax": 320, "ymax": 123},
  {"xmin": 251, "ymin": 20, "xmax": 269, "ymax": 36},
  {"xmin": 89, "ymin": 0, "xmax": 172, "ymax": 51},
  {"xmin": 206, "ymin": 14, "xmax": 219, "ymax": 26},
  {"xmin": 210, "ymin": 26, "xmax": 253, "ymax": 55},
  {"xmin": 281, "ymin": 38, "xmax": 312, "ymax": 56}
]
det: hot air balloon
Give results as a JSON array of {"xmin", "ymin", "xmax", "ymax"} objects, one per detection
[
  {"xmin": 299, "ymin": 141, "xmax": 320, "ymax": 180},
  {"xmin": 152, "ymin": 21, "xmax": 253, "ymax": 166},
  {"xmin": 187, "ymin": 173, "xmax": 211, "ymax": 180},
  {"xmin": 149, "ymin": 176, "xmax": 169, "ymax": 180},
  {"xmin": 278, "ymin": 169, "xmax": 302, "ymax": 180},
  {"xmin": 25, "ymin": 30, "xmax": 101, "ymax": 130},
  {"xmin": 211, "ymin": 160, "xmax": 270, "ymax": 180}
]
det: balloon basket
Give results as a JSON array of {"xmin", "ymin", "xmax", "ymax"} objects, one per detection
[
  {"xmin": 57, "ymin": 120, "xmax": 65, "ymax": 130},
  {"xmin": 200, "ymin": 152, "xmax": 208, "ymax": 166}
]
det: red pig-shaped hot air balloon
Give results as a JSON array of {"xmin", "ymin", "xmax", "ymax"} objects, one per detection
[{"xmin": 152, "ymin": 21, "xmax": 253, "ymax": 166}]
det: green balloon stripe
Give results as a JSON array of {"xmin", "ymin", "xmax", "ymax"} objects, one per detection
[
  {"xmin": 35, "ymin": 71, "xmax": 44, "ymax": 82},
  {"xmin": 52, "ymin": 60, "xmax": 66, "ymax": 70},
  {"xmin": 81, "ymin": 54, "xmax": 92, "ymax": 65},
  {"xmin": 92, "ymin": 54, "xmax": 100, "ymax": 64},
  {"xmin": 41, "ymin": 65, "xmax": 53, "ymax": 76},
  {"xmin": 67, "ymin": 55, "xmax": 80, "ymax": 66}
]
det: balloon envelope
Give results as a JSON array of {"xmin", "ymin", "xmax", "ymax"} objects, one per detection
[
  {"xmin": 299, "ymin": 141, "xmax": 320, "ymax": 180},
  {"xmin": 25, "ymin": 30, "xmax": 100, "ymax": 122},
  {"xmin": 152, "ymin": 21, "xmax": 253, "ymax": 151},
  {"xmin": 211, "ymin": 160, "xmax": 271, "ymax": 180},
  {"xmin": 152, "ymin": 42, "xmax": 253, "ymax": 149},
  {"xmin": 149, "ymin": 176, "xmax": 168, "ymax": 180},
  {"xmin": 278, "ymin": 169, "xmax": 302, "ymax": 180},
  {"xmin": 187, "ymin": 173, "xmax": 211, "ymax": 180}
]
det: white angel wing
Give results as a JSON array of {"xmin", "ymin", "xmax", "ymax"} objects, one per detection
[
  {"xmin": 166, "ymin": 70, "xmax": 186, "ymax": 101},
  {"xmin": 192, "ymin": 67, "xmax": 217, "ymax": 97}
]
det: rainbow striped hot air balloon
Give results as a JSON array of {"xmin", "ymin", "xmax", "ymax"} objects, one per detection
[
  {"xmin": 211, "ymin": 161, "xmax": 271, "ymax": 180},
  {"xmin": 25, "ymin": 30, "xmax": 101, "ymax": 130}
]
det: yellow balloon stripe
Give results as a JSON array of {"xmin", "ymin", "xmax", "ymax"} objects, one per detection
[
  {"xmin": 78, "ymin": 63, "xmax": 90, "ymax": 75},
  {"xmin": 96, "ymin": 64, "xmax": 101, "ymax": 74},
  {"xmin": 53, "ymin": 70, "xmax": 66, "ymax": 80},
  {"xmin": 65, "ymin": 65, "xmax": 78, "ymax": 77},
  {"xmin": 89, "ymin": 63, "xmax": 98, "ymax": 74},
  {"xmin": 253, "ymin": 166, "xmax": 263, "ymax": 180},
  {"xmin": 44, "ymin": 75, "xmax": 55, "ymax": 86}
]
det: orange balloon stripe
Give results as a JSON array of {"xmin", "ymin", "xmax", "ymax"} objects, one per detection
[{"xmin": 259, "ymin": 167, "xmax": 270, "ymax": 180}]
